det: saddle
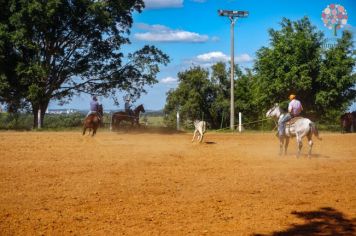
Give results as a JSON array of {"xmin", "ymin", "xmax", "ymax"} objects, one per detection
[
  {"xmin": 285, "ymin": 116, "xmax": 303, "ymax": 135},
  {"xmin": 286, "ymin": 116, "xmax": 303, "ymax": 125},
  {"xmin": 125, "ymin": 110, "xmax": 134, "ymax": 117},
  {"xmin": 90, "ymin": 111, "xmax": 101, "ymax": 120}
]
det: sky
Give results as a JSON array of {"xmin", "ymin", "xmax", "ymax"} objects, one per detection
[{"xmin": 48, "ymin": 0, "xmax": 356, "ymax": 111}]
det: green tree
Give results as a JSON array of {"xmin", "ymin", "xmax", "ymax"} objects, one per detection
[
  {"xmin": 0, "ymin": 0, "xmax": 169, "ymax": 128},
  {"xmin": 316, "ymin": 31, "xmax": 356, "ymax": 122},
  {"xmin": 164, "ymin": 66, "xmax": 215, "ymax": 128},
  {"xmin": 164, "ymin": 63, "xmax": 256, "ymax": 129},
  {"xmin": 253, "ymin": 17, "xmax": 355, "ymax": 121},
  {"xmin": 210, "ymin": 62, "xmax": 229, "ymax": 128},
  {"xmin": 235, "ymin": 68, "xmax": 259, "ymax": 128}
]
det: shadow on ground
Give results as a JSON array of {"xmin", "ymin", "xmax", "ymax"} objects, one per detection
[
  {"xmin": 253, "ymin": 207, "xmax": 355, "ymax": 236},
  {"xmin": 204, "ymin": 141, "xmax": 216, "ymax": 144}
]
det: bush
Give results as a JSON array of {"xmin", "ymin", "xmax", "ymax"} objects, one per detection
[
  {"xmin": 0, "ymin": 113, "xmax": 32, "ymax": 130},
  {"xmin": 0, "ymin": 112, "xmax": 85, "ymax": 130},
  {"xmin": 44, "ymin": 113, "xmax": 84, "ymax": 128}
]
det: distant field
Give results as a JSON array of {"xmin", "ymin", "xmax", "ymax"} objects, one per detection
[{"xmin": 143, "ymin": 115, "xmax": 165, "ymax": 127}]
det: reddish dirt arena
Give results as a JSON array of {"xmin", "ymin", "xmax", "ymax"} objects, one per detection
[{"xmin": 0, "ymin": 131, "xmax": 355, "ymax": 235}]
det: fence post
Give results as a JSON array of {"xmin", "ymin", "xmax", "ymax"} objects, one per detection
[
  {"xmin": 176, "ymin": 111, "xmax": 180, "ymax": 131},
  {"xmin": 37, "ymin": 109, "xmax": 41, "ymax": 129},
  {"xmin": 220, "ymin": 112, "xmax": 224, "ymax": 129},
  {"xmin": 110, "ymin": 113, "xmax": 112, "ymax": 131},
  {"xmin": 238, "ymin": 112, "xmax": 242, "ymax": 132}
]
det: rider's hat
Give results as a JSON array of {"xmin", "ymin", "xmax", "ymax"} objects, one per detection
[{"xmin": 289, "ymin": 94, "xmax": 296, "ymax": 100}]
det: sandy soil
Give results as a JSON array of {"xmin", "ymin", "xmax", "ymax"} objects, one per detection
[{"xmin": 0, "ymin": 131, "xmax": 355, "ymax": 235}]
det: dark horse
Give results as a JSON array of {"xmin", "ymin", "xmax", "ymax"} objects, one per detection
[
  {"xmin": 83, "ymin": 104, "xmax": 103, "ymax": 136},
  {"xmin": 340, "ymin": 112, "xmax": 355, "ymax": 133},
  {"xmin": 111, "ymin": 104, "xmax": 145, "ymax": 130}
]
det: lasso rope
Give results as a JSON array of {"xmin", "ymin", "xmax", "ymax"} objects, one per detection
[{"xmin": 214, "ymin": 117, "xmax": 274, "ymax": 132}]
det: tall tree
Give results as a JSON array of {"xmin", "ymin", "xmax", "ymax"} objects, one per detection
[
  {"xmin": 164, "ymin": 66, "xmax": 214, "ymax": 128},
  {"xmin": 316, "ymin": 31, "xmax": 356, "ymax": 121},
  {"xmin": 210, "ymin": 62, "xmax": 229, "ymax": 128},
  {"xmin": 164, "ymin": 63, "xmax": 255, "ymax": 129},
  {"xmin": 0, "ymin": 0, "xmax": 169, "ymax": 127},
  {"xmin": 235, "ymin": 68, "xmax": 259, "ymax": 127},
  {"xmin": 253, "ymin": 17, "xmax": 355, "ymax": 121}
]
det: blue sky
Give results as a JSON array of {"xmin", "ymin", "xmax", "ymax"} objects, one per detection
[{"xmin": 49, "ymin": 0, "xmax": 356, "ymax": 111}]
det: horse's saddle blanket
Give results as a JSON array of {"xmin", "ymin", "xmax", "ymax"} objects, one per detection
[{"xmin": 286, "ymin": 116, "xmax": 303, "ymax": 126}]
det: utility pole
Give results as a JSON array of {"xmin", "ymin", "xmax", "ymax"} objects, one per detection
[{"xmin": 218, "ymin": 10, "xmax": 248, "ymax": 130}]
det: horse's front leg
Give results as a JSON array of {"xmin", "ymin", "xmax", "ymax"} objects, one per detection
[
  {"xmin": 82, "ymin": 126, "xmax": 86, "ymax": 135},
  {"xmin": 192, "ymin": 130, "xmax": 197, "ymax": 142},
  {"xmin": 279, "ymin": 136, "xmax": 284, "ymax": 156},
  {"xmin": 284, "ymin": 137, "xmax": 289, "ymax": 155}
]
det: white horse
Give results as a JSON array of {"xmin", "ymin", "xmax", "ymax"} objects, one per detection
[
  {"xmin": 266, "ymin": 103, "xmax": 321, "ymax": 158},
  {"xmin": 192, "ymin": 120, "xmax": 206, "ymax": 143}
]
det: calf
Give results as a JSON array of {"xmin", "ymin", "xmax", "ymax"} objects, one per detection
[{"xmin": 192, "ymin": 120, "xmax": 206, "ymax": 143}]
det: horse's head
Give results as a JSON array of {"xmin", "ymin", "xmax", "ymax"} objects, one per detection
[
  {"xmin": 135, "ymin": 104, "xmax": 145, "ymax": 113},
  {"xmin": 266, "ymin": 103, "xmax": 281, "ymax": 119}
]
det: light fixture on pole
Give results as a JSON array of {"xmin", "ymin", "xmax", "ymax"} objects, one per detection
[{"xmin": 218, "ymin": 9, "xmax": 248, "ymax": 131}]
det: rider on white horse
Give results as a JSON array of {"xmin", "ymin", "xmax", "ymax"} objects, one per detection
[{"xmin": 278, "ymin": 94, "xmax": 303, "ymax": 138}]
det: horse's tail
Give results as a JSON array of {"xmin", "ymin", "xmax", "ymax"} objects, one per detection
[{"xmin": 309, "ymin": 122, "xmax": 322, "ymax": 140}]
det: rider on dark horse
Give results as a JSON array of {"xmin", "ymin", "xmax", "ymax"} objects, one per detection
[
  {"xmin": 124, "ymin": 97, "xmax": 134, "ymax": 118},
  {"xmin": 86, "ymin": 95, "xmax": 101, "ymax": 120}
]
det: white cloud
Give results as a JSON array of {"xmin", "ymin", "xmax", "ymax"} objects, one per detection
[
  {"xmin": 144, "ymin": 0, "xmax": 183, "ymax": 9},
  {"xmin": 134, "ymin": 23, "xmax": 209, "ymax": 43},
  {"xmin": 211, "ymin": 36, "xmax": 220, "ymax": 42},
  {"xmin": 196, "ymin": 51, "xmax": 229, "ymax": 62},
  {"xmin": 136, "ymin": 23, "xmax": 170, "ymax": 31},
  {"xmin": 235, "ymin": 53, "xmax": 253, "ymax": 63},
  {"xmin": 161, "ymin": 76, "xmax": 178, "ymax": 84},
  {"xmin": 186, "ymin": 51, "xmax": 253, "ymax": 67}
]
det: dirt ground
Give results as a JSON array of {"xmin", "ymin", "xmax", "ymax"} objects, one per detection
[{"xmin": 0, "ymin": 130, "xmax": 355, "ymax": 235}]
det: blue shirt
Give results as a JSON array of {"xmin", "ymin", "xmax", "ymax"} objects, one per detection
[
  {"xmin": 125, "ymin": 101, "xmax": 131, "ymax": 110},
  {"xmin": 90, "ymin": 100, "xmax": 99, "ymax": 112}
]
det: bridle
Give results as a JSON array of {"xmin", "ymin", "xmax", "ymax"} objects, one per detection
[{"xmin": 267, "ymin": 105, "xmax": 279, "ymax": 131}]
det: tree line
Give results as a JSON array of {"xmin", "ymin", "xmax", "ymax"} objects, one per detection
[
  {"xmin": 164, "ymin": 17, "xmax": 355, "ymax": 129},
  {"xmin": 0, "ymin": 0, "xmax": 169, "ymax": 128}
]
